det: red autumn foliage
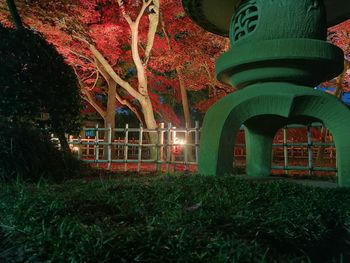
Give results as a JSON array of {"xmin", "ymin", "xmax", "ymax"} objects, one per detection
[
  {"xmin": 328, "ymin": 19, "xmax": 350, "ymax": 91},
  {"xmin": 0, "ymin": 1, "xmax": 349, "ymax": 126},
  {"xmin": 0, "ymin": 0, "xmax": 233, "ymax": 126}
]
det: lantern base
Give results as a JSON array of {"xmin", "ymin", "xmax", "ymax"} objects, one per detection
[{"xmin": 198, "ymin": 83, "xmax": 350, "ymax": 187}]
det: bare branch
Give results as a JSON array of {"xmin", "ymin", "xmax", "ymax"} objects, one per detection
[
  {"xmin": 143, "ymin": 0, "xmax": 160, "ymax": 65},
  {"xmin": 74, "ymin": 70, "xmax": 106, "ymax": 118},
  {"xmin": 69, "ymin": 49, "xmax": 94, "ymax": 64},
  {"xmin": 81, "ymin": 88, "xmax": 106, "ymax": 118},
  {"xmin": 115, "ymin": 92, "xmax": 145, "ymax": 125},
  {"xmin": 81, "ymin": 70, "xmax": 97, "ymax": 81},
  {"xmin": 89, "ymin": 44, "xmax": 144, "ymax": 101},
  {"xmin": 126, "ymin": 1, "xmax": 154, "ymax": 95},
  {"xmin": 72, "ymin": 34, "xmax": 91, "ymax": 45},
  {"xmin": 117, "ymin": 0, "xmax": 133, "ymax": 25},
  {"xmin": 85, "ymin": 70, "xmax": 100, "ymax": 91},
  {"xmin": 93, "ymin": 56, "xmax": 111, "ymax": 84},
  {"xmin": 135, "ymin": 0, "xmax": 152, "ymax": 25},
  {"xmin": 160, "ymin": 11, "xmax": 171, "ymax": 51}
]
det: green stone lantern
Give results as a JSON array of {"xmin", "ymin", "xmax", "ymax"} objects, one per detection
[{"xmin": 182, "ymin": 0, "xmax": 350, "ymax": 186}]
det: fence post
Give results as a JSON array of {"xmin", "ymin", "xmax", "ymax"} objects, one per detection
[
  {"xmin": 172, "ymin": 126, "xmax": 177, "ymax": 171},
  {"xmin": 77, "ymin": 135, "xmax": 82, "ymax": 159},
  {"xmin": 137, "ymin": 125, "xmax": 143, "ymax": 172},
  {"xmin": 107, "ymin": 124, "xmax": 112, "ymax": 170},
  {"xmin": 95, "ymin": 124, "xmax": 99, "ymax": 168},
  {"xmin": 124, "ymin": 123, "xmax": 129, "ymax": 172},
  {"xmin": 307, "ymin": 125, "xmax": 313, "ymax": 176},
  {"xmin": 85, "ymin": 128, "xmax": 90, "ymax": 158},
  {"xmin": 159, "ymin": 123, "xmax": 165, "ymax": 161},
  {"xmin": 195, "ymin": 121, "xmax": 199, "ymax": 164},
  {"xmin": 283, "ymin": 127, "xmax": 288, "ymax": 175},
  {"xmin": 166, "ymin": 123, "xmax": 172, "ymax": 173},
  {"xmin": 184, "ymin": 123, "xmax": 189, "ymax": 172},
  {"xmin": 156, "ymin": 124, "xmax": 161, "ymax": 172}
]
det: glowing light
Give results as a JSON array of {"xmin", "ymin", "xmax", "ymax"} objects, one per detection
[
  {"xmin": 174, "ymin": 137, "xmax": 185, "ymax": 145},
  {"xmin": 72, "ymin": 146, "xmax": 80, "ymax": 152}
]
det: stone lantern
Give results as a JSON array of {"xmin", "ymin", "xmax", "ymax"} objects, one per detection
[{"xmin": 182, "ymin": 0, "xmax": 350, "ymax": 186}]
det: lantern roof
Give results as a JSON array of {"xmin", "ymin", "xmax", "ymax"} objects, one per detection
[{"xmin": 182, "ymin": 0, "xmax": 350, "ymax": 36}]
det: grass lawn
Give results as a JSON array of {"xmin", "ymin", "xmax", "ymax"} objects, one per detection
[{"xmin": 0, "ymin": 174, "xmax": 349, "ymax": 262}]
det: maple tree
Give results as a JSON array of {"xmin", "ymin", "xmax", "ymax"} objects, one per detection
[
  {"xmin": 149, "ymin": 0, "xmax": 233, "ymax": 127},
  {"xmin": 0, "ymin": 0, "xmax": 232, "ymax": 130},
  {"xmin": 1, "ymin": 1, "xmax": 348, "ymax": 134},
  {"xmin": 326, "ymin": 19, "xmax": 350, "ymax": 93},
  {"xmin": 313, "ymin": 19, "xmax": 350, "ymax": 163}
]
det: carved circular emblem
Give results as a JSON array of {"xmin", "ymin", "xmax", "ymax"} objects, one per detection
[{"xmin": 230, "ymin": 0, "xmax": 259, "ymax": 43}]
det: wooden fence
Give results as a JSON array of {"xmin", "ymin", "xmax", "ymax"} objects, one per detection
[
  {"xmin": 234, "ymin": 123, "xmax": 337, "ymax": 175},
  {"xmin": 68, "ymin": 122, "xmax": 336, "ymax": 174},
  {"xmin": 68, "ymin": 122, "xmax": 200, "ymax": 173}
]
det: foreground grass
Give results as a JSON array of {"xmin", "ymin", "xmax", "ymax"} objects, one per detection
[{"xmin": 0, "ymin": 174, "xmax": 350, "ymax": 262}]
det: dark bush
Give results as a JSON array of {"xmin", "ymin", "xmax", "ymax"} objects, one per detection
[
  {"xmin": 0, "ymin": 24, "xmax": 82, "ymax": 150},
  {"xmin": 0, "ymin": 122, "xmax": 84, "ymax": 182},
  {"xmin": 0, "ymin": 23, "xmax": 84, "ymax": 180}
]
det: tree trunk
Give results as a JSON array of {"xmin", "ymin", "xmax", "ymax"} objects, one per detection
[
  {"xmin": 6, "ymin": 0, "xmax": 23, "ymax": 30},
  {"xmin": 103, "ymin": 81, "xmax": 117, "ymax": 159},
  {"xmin": 177, "ymin": 67, "xmax": 192, "ymax": 128},
  {"xmin": 88, "ymin": 0, "xmax": 161, "ymax": 160},
  {"xmin": 177, "ymin": 67, "xmax": 195, "ymax": 162},
  {"xmin": 140, "ymin": 96, "xmax": 158, "ymax": 160}
]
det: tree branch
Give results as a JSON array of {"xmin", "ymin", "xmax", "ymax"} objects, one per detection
[
  {"xmin": 159, "ymin": 11, "xmax": 171, "ymax": 51},
  {"xmin": 115, "ymin": 92, "xmax": 145, "ymax": 126},
  {"xmin": 88, "ymin": 44, "xmax": 144, "ymax": 101},
  {"xmin": 94, "ymin": 56, "xmax": 111, "ymax": 85},
  {"xmin": 128, "ymin": 2, "xmax": 153, "ymax": 95},
  {"xmin": 143, "ymin": 0, "xmax": 159, "ymax": 65},
  {"xmin": 135, "ymin": 0, "xmax": 152, "ymax": 25},
  {"xmin": 69, "ymin": 49, "xmax": 95, "ymax": 64},
  {"xmin": 72, "ymin": 34, "xmax": 91, "ymax": 45},
  {"xmin": 75, "ymin": 72, "xmax": 106, "ymax": 118},
  {"xmin": 82, "ymin": 88, "xmax": 106, "ymax": 119},
  {"xmin": 117, "ymin": 0, "xmax": 133, "ymax": 25},
  {"xmin": 89, "ymin": 70, "xmax": 99, "ymax": 91},
  {"xmin": 117, "ymin": 0, "xmax": 153, "ymax": 95}
]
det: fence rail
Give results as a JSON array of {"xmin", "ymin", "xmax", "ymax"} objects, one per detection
[{"xmin": 68, "ymin": 122, "xmax": 336, "ymax": 174}]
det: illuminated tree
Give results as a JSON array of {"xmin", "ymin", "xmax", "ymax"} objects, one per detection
[
  {"xmin": 328, "ymin": 19, "xmax": 350, "ymax": 93},
  {"xmin": 0, "ymin": 0, "xmax": 231, "ymax": 129}
]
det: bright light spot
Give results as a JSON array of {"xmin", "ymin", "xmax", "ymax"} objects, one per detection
[
  {"xmin": 174, "ymin": 137, "xmax": 185, "ymax": 145},
  {"xmin": 72, "ymin": 146, "xmax": 80, "ymax": 152}
]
